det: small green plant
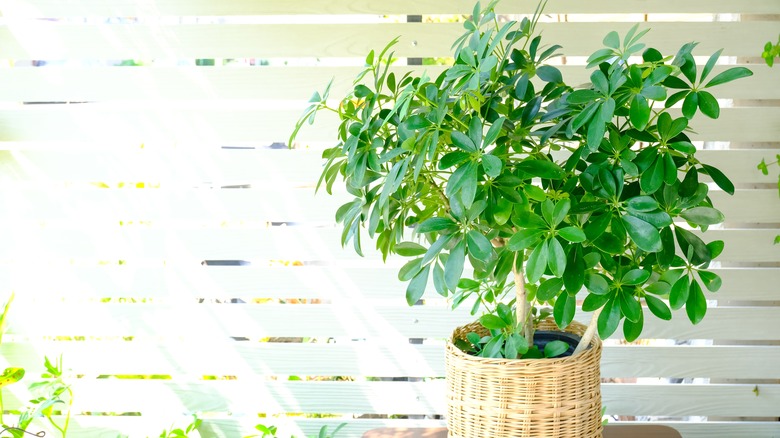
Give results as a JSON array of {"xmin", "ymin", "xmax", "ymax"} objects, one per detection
[
  {"xmin": 245, "ymin": 423, "xmax": 345, "ymax": 438},
  {"xmin": 157, "ymin": 415, "xmax": 202, "ymax": 438},
  {"xmin": 762, "ymin": 34, "xmax": 780, "ymax": 66},
  {"xmin": 15, "ymin": 356, "xmax": 73, "ymax": 438}
]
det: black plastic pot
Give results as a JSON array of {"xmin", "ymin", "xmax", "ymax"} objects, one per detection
[{"xmin": 533, "ymin": 330, "xmax": 583, "ymax": 358}]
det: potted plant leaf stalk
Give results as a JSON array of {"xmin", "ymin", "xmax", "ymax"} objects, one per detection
[{"xmin": 291, "ymin": 1, "xmax": 752, "ymax": 436}]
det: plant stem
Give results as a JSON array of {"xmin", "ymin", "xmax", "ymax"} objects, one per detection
[
  {"xmin": 512, "ymin": 252, "xmax": 533, "ymax": 343},
  {"xmin": 574, "ymin": 306, "xmax": 603, "ymax": 355}
]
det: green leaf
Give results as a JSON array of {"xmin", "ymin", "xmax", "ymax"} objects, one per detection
[
  {"xmin": 645, "ymin": 295, "xmax": 672, "ymax": 320},
  {"xmin": 630, "ymin": 94, "xmax": 651, "ymax": 131},
  {"xmin": 670, "ymin": 141, "xmax": 696, "ymax": 154},
  {"xmin": 681, "ymin": 206, "xmax": 725, "ymax": 226},
  {"xmin": 507, "ymin": 229, "xmax": 545, "ymax": 251},
  {"xmin": 0, "ymin": 367, "xmax": 25, "ymax": 388},
  {"xmin": 422, "ymin": 234, "xmax": 454, "ymax": 266},
  {"xmin": 603, "ymin": 31, "xmax": 620, "ymax": 49},
  {"xmin": 445, "ymin": 240, "xmax": 466, "ymax": 292},
  {"xmin": 686, "ymin": 279, "xmax": 707, "ymax": 325},
  {"xmin": 645, "ymin": 280, "xmax": 671, "ymax": 296},
  {"xmin": 582, "ymin": 292, "xmax": 610, "ymax": 311},
  {"xmin": 516, "ymin": 160, "xmax": 565, "ymax": 179},
  {"xmin": 697, "ymin": 90, "xmax": 719, "ymax": 119},
  {"xmin": 700, "ymin": 49, "xmax": 722, "ymax": 83},
  {"xmin": 674, "ymin": 227, "xmax": 712, "ymax": 265},
  {"xmin": 497, "ymin": 303, "xmax": 514, "ymax": 326},
  {"xmin": 483, "ymin": 117, "xmax": 505, "ymax": 148},
  {"xmin": 406, "ymin": 265, "xmax": 430, "ymax": 306},
  {"xmin": 439, "ymin": 151, "xmax": 471, "ymax": 169},
  {"xmin": 670, "ymin": 275, "xmax": 690, "ymax": 310},
  {"xmin": 552, "ymin": 199, "xmax": 571, "ymax": 227},
  {"xmin": 446, "ymin": 161, "xmax": 478, "ymax": 208},
  {"xmin": 622, "ymin": 215, "xmax": 663, "ymax": 252},
  {"xmin": 704, "ymin": 66, "xmax": 753, "ymax": 88},
  {"xmin": 626, "ymin": 196, "xmax": 659, "ymax": 213},
  {"xmin": 537, "ymin": 277, "xmax": 564, "ymax": 301},
  {"xmin": 480, "ymin": 314, "xmax": 508, "ymax": 330},
  {"xmin": 682, "ymin": 91, "xmax": 699, "ymax": 119},
  {"xmin": 585, "ymin": 273, "xmax": 610, "ymax": 295},
  {"xmin": 620, "ymin": 290, "xmax": 642, "ymax": 323},
  {"xmin": 591, "ymin": 70, "xmax": 609, "ymax": 95},
  {"xmin": 558, "ymin": 226, "xmax": 586, "ymax": 243},
  {"xmin": 597, "ymin": 299, "xmax": 621, "ymax": 339},
  {"xmin": 526, "ymin": 241, "xmax": 549, "ymax": 283},
  {"xmin": 467, "ymin": 230, "xmax": 494, "ymax": 262},
  {"xmin": 395, "ymin": 242, "xmax": 427, "ymax": 257},
  {"xmin": 541, "ymin": 199, "xmax": 555, "ymax": 225},
  {"xmin": 451, "ymin": 130, "xmax": 477, "ymax": 152},
  {"xmin": 623, "ymin": 309, "xmax": 644, "ymax": 342},
  {"xmin": 547, "ymin": 237, "xmax": 567, "ymax": 278},
  {"xmin": 514, "ymin": 210, "xmax": 547, "ymax": 229},
  {"xmin": 700, "ymin": 164, "xmax": 735, "ymax": 195},
  {"xmin": 482, "ymin": 154, "xmax": 503, "ymax": 178},
  {"xmin": 593, "ymin": 232, "xmax": 624, "ymax": 254},
  {"xmin": 537, "ymin": 65, "xmax": 563, "ymax": 83},
  {"xmin": 639, "ymin": 157, "xmax": 664, "ymax": 194},
  {"xmin": 416, "ymin": 217, "xmax": 457, "ymax": 234},
  {"xmin": 398, "ymin": 258, "xmax": 423, "ymax": 282},
  {"xmin": 544, "ymin": 339, "xmax": 570, "ymax": 358},
  {"xmin": 553, "ymin": 294, "xmax": 577, "ymax": 329},
  {"xmin": 698, "ymin": 270, "xmax": 722, "ymax": 292},
  {"xmin": 622, "ymin": 269, "xmax": 651, "ymax": 286}
]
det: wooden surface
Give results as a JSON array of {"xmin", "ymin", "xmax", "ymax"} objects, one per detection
[{"xmin": 362, "ymin": 425, "xmax": 684, "ymax": 438}]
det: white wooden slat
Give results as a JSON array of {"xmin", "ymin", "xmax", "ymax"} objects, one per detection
[
  {"xmin": 4, "ymin": 304, "xmax": 779, "ymax": 341},
  {"xmin": 0, "ymin": 22, "xmax": 774, "ymax": 59},
  {"xmin": 0, "ymin": 227, "xmax": 775, "ymax": 262},
  {"xmin": 0, "ymin": 188, "xmax": 773, "ymax": 225},
  {"xmin": 0, "ymin": 263, "xmax": 780, "ymax": 303},
  {"xmin": 26, "ymin": 417, "xmax": 780, "ymax": 438},
  {"xmin": 0, "ymin": 266, "xmax": 775, "ymax": 301},
  {"xmin": 1, "ymin": 380, "xmax": 778, "ymax": 417},
  {"xmin": 3, "ymin": 342, "xmax": 779, "ymax": 379},
  {"xmin": 2, "ymin": 65, "xmax": 776, "ymax": 102},
  {"xmin": 5, "ymin": 0, "xmax": 779, "ymax": 16},
  {"xmin": 0, "ymin": 106, "xmax": 777, "ymax": 143},
  {"xmin": 0, "ymin": 188, "xmax": 339, "ymax": 223},
  {"xmin": 1, "ymin": 149, "xmax": 776, "ymax": 186}
]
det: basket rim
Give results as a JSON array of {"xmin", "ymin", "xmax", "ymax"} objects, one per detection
[{"xmin": 447, "ymin": 319, "xmax": 602, "ymax": 365}]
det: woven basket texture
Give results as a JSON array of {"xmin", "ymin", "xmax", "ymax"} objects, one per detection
[{"xmin": 445, "ymin": 318, "xmax": 602, "ymax": 438}]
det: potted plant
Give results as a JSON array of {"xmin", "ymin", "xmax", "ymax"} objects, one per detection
[{"xmin": 291, "ymin": 1, "xmax": 751, "ymax": 436}]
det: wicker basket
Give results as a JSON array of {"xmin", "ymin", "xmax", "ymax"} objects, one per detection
[{"xmin": 445, "ymin": 318, "xmax": 602, "ymax": 438}]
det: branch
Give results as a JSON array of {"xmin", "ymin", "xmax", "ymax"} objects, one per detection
[{"xmin": 574, "ymin": 306, "xmax": 603, "ymax": 355}]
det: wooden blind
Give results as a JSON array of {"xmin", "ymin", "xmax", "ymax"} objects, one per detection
[{"xmin": 0, "ymin": 1, "xmax": 778, "ymax": 437}]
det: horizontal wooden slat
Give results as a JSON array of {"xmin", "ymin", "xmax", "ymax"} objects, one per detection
[
  {"xmin": 0, "ymin": 188, "xmax": 773, "ymax": 225},
  {"xmin": 0, "ymin": 188, "xmax": 338, "ymax": 223},
  {"xmin": 2, "ymin": 380, "xmax": 778, "ymax": 417},
  {"xmin": 2, "ymin": 65, "xmax": 776, "ymax": 102},
  {"xmin": 5, "ymin": 0, "xmax": 780, "ymax": 16},
  {"xmin": 0, "ymin": 22, "xmax": 774, "ymax": 59},
  {"xmin": 3, "ymin": 342, "xmax": 778, "ymax": 379},
  {"xmin": 0, "ymin": 266, "xmax": 775, "ymax": 301},
  {"xmin": 0, "ymin": 106, "xmax": 777, "ymax": 143},
  {"xmin": 4, "ymin": 304, "xmax": 780, "ymax": 341},
  {"xmin": 0, "ymin": 227, "xmax": 775, "ymax": 262},
  {"xmin": 1, "ymin": 149, "xmax": 777, "ymax": 186},
  {"xmin": 20, "ymin": 417, "xmax": 780, "ymax": 438}
]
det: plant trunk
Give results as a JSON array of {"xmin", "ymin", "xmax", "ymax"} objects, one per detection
[
  {"xmin": 512, "ymin": 252, "xmax": 533, "ymax": 345},
  {"xmin": 573, "ymin": 307, "xmax": 602, "ymax": 355}
]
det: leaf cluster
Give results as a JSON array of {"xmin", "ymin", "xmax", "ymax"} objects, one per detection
[{"xmin": 292, "ymin": 0, "xmax": 752, "ymax": 358}]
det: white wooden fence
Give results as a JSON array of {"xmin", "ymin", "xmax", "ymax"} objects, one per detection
[{"xmin": 0, "ymin": 1, "xmax": 778, "ymax": 437}]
